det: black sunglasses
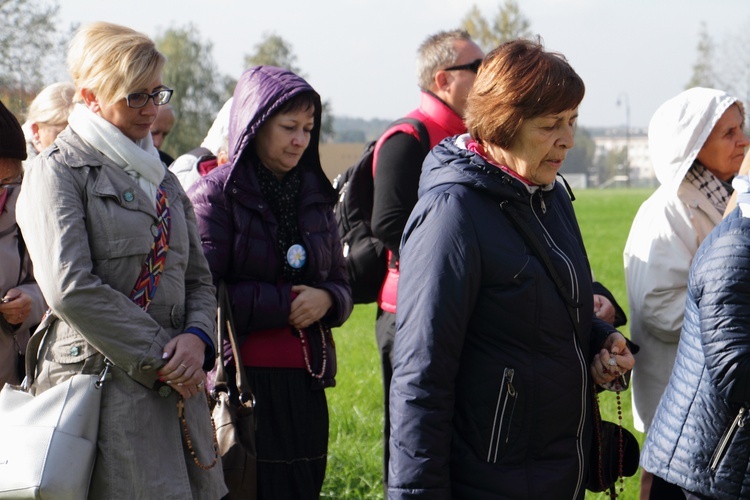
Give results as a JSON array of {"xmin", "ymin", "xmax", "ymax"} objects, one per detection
[{"xmin": 444, "ymin": 58, "xmax": 482, "ymax": 74}]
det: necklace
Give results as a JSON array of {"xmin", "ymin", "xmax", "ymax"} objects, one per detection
[
  {"xmin": 299, "ymin": 323, "xmax": 327, "ymax": 379},
  {"xmin": 592, "ymin": 388, "xmax": 625, "ymax": 498},
  {"xmin": 177, "ymin": 391, "xmax": 219, "ymax": 470}
]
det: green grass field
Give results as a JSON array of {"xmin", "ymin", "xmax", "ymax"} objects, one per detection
[{"xmin": 322, "ymin": 188, "xmax": 655, "ymax": 499}]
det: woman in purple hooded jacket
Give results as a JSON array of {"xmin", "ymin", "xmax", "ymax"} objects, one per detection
[{"xmin": 188, "ymin": 66, "xmax": 352, "ymax": 499}]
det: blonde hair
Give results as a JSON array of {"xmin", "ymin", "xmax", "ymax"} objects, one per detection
[
  {"xmin": 67, "ymin": 22, "xmax": 165, "ymax": 106},
  {"xmin": 24, "ymin": 82, "xmax": 75, "ymax": 127}
]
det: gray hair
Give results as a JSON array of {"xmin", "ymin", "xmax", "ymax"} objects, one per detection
[{"xmin": 416, "ymin": 29, "xmax": 473, "ymax": 91}]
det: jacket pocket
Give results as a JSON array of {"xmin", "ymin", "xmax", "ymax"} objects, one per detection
[
  {"xmin": 487, "ymin": 367, "xmax": 518, "ymax": 463},
  {"xmin": 32, "ymin": 318, "xmax": 105, "ymax": 391},
  {"xmin": 45, "ymin": 320, "xmax": 103, "ymax": 370},
  {"xmin": 710, "ymin": 406, "xmax": 747, "ymax": 472}
]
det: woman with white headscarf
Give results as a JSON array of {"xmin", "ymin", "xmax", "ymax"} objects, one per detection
[{"xmin": 623, "ymin": 87, "xmax": 749, "ymax": 498}]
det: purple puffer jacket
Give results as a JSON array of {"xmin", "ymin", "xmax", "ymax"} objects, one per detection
[{"xmin": 188, "ymin": 66, "xmax": 352, "ymax": 335}]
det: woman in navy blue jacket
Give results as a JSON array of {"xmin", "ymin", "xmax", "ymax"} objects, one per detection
[
  {"xmin": 189, "ymin": 66, "xmax": 352, "ymax": 499},
  {"xmin": 387, "ymin": 40, "xmax": 635, "ymax": 499}
]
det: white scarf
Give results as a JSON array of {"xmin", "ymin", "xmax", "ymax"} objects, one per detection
[{"xmin": 68, "ymin": 103, "xmax": 165, "ymax": 201}]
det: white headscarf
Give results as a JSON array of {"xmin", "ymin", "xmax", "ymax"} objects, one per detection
[
  {"xmin": 68, "ymin": 103, "xmax": 165, "ymax": 201},
  {"xmin": 648, "ymin": 87, "xmax": 739, "ymax": 193},
  {"xmin": 201, "ymin": 97, "xmax": 232, "ymax": 155}
]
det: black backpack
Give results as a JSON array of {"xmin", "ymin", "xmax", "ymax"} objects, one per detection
[{"xmin": 332, "ymin": 118, "xmax": 430, "ymax": 304}]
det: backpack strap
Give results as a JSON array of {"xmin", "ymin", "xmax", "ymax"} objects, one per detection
[
  {"xmin": 388, "ymin": 117, "xmax": 431, "ymax": 155},
  {"xmin": 371, "ymin": 117, "xmax": 431, "ymax": 179}
]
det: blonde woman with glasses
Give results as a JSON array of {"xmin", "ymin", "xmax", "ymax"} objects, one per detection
[{"xmin": 16, "ymin": 22, "xmax": 226, "ymax": 499}]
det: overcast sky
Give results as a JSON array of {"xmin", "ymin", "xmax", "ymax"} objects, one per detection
[{"xmin": 56, "ymin": 0, "xmax": 749, "ymax": 129}]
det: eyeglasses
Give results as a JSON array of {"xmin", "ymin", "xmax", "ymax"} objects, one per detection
[
  {"xmin": 444, "ymin": 58, "xmax": 482, "ymax": 74},
  {"xmin": 125, "ymin": 88, "xmax": 173, "ymax": 109}
]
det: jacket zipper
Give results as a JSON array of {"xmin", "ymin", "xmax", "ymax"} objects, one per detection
[
  {"xmin": 488, "ymin": 367, "xmax": 518, "ymax": 463},
  {"xmin": 710, "ymin": 406, "xmax": 746, "ymax": 472},
  {"xmin": 527, "ymin": 192, "xmax": 587, "ymax": 498},
  {"xmin": 538, "ymin": 189, "xmax": 546, "ymax": 214}
]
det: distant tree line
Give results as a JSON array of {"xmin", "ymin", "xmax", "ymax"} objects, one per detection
[{"xmin": 1, "ymin": 0, "xmax": 746, "ymax": 172}]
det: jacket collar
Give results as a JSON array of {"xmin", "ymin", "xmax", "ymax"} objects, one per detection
[
  {"xmin": 416, "ymin": 91, "xmax": 466, "ymax": 138},
  {"xmin": 51, "ymin": 129, "xmax": 158, "ymax": 219},
  {"xmin": 225, "ymin": 155, "xmax": 335, "ymax": 213},
  {"xmin": 677, "ymin": 176, "xmax": 724, "ymax": 226}
]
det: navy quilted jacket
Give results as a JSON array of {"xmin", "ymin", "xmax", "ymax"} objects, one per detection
[
  {"xmin": 187, "ymin": 66, "xmax": 352, "ymax": 334},
  {"xmin": 641, "ymin": 207, "xmax": 750, "ymax": 499},
  {"xmin": 388, "ymin": 135, "xmax": 616, "ymax": 499}
]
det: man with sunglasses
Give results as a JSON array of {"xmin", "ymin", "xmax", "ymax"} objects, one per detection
[{"xmin": 370, "ymin": 29, "xmax": 484, "ymax": 490}]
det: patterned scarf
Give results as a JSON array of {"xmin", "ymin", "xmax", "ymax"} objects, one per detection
[
  {"xmin": 129, "ymin": 182, "xmax": 171, "ymax": 311},
  {"xmin": 254, "ymin": 159, "xmax": 304, "ymax": 283},
  {"xmin": 685, "ymin": 161, "xmax": 733, "ymax": 214}
]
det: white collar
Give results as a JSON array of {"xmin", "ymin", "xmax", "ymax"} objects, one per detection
[{"xmin": 68, "ymin": 104, "xmax": 164, "ymax": 201}]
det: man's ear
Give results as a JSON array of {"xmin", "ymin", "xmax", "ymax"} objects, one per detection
[
  {"xmin": 434, "ymin": 70, "xmax": 450, "ymax": 93},
  {"xmin": 432, "ymin": 70, "xmax": 454, "ymax": 106}
]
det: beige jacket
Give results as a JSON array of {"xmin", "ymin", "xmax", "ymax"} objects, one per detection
[
  {"xmin": 624, "ymin": 179, "xmax": 721, "ymax": 432},
  {"xmin": 0, "ymin": 185, "xmax": 46, "ymax": 386},
  {"xmin": 16, "ymin": 128, "xmax": 226, "ymax": 499}
]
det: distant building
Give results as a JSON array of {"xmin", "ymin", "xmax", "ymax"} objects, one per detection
[
  {"xmin": 588, "ymin": 127, "xmax": 655, "ymax": 188},
  {"xmin": 322, "ymin": 127, "xmax": 658, "ymax": 190}
]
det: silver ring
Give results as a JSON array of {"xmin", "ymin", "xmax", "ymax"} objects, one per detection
[
  {"xmin": 179, "ymin": 363, "xmax": 188, "ymax": 369},
  {"xmin": 607, "ymin": 357, "xmax": 617, "ymax": 366}
]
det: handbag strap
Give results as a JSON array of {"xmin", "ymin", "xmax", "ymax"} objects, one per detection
[
  {"xmin": 498, "ymin": 200, "xmax": 582, "ymax": 335},
  {"xmin": 130, "ymin": 182, "xmax": 171, "ymax": 311},
  {"xmin": 214, "ymin": 281, "xmax": 255, "ymax": 407}
]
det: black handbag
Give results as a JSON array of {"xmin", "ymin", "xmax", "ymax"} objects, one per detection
[{"xmin": 210, "ymin": 281, "xmax": 257, "ymax": 500}]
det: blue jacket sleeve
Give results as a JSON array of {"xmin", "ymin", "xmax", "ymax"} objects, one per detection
[
  {"xmin": 388, "ymin": 191, "xmax": 481, "ymax": 499},
  {"xmin": 695, "ymin": 223, "xmax": 750, "ymax": 403}
]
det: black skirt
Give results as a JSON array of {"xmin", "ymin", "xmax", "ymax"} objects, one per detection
[{"xmin": 248, "ymin": 367, "xmax": 329, "ymax": 500}]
